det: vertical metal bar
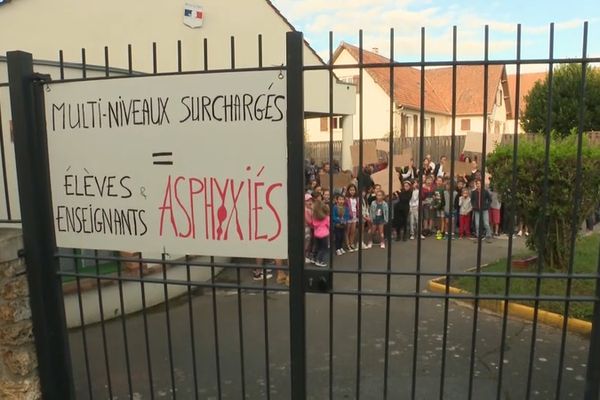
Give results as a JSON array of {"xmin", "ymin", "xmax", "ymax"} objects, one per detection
[
  {"xmin": 0, "ymin": 105, "xmax": 12, "ymax": 220},
  {"xmin": 138, "ymin": 252, "xmax": 155, "ymax": 400},
  {"xmin": 439, "ymin": 25, "xmax": 458, "ymax": 400},
  {"xmin": 210, "ymin": 256, "xmax": 223, "ymax": 399},
  {"xmin": 183, "ymin": 255, "xmax": 199, "ymax": 400},
  {"xmin": 328, "ymin": 30, "xmax": 334, "ymax": 400},
  {"xmin": 72, "ymin": 249, "xmax": 93, "ymax": 399},
  {"xmin": 411, "ymin": 27, "xmax": 426, "ymax": 400},
  {"xmin": 177, "ymin": 40, "xmax": 183, "ymax": 73},
  {"xmin": 383, "ymin": 27, "xmax": 395, "ymax": 400},
  {"xmin": 81, "ymin": 48, "xmax": 86, "ymax": 78},
  {"xmin": 94, "ymin": 250, "xmax": 114, "ymax": 399},
  {"xmin": 286, "ymin": 30, "xmax": 306, "ymax": 400},
  {"xmin": 161, "ymin": 252, "xmax": 177, "ymax": 399},
  {"xmin": 229, "ymin": 35, "xmax": 247, "ymax": 400},
  {"xmin": 116, "ymin": 257, "xmax": 133, "ymax": 398},
  {"xmin": 525, "ymin": 23, "xmax": 555, "ymax": 400},
  {"xmin": 203, "ymin": 38, "xmax": 208, "ymax": 71},
  {"xmin": 153, "ymin": 42, "xmax": 157, "ymax": 74},
  {"xmin": 467, "ymin": 25, "xmax": 490, "ymax": 400},
  {"xmin": 127, "ymin": 44, "xmax": 133, "ymax": 75},
  {"xmin": 584, "ymin": 245, "xmax": 600, "ymax": 400},
  {"xmin": 555, "ymin": 21, "xmax": 588, "ymax": 400},
  {"xmin": 257, "ymin": 33, "xmax": 272, "ymax": 400},
  {"xmin": 6, "ymin": 50, "xmax": 74, "ymax": 400},
  {"xmin": 356, "ymin": 30, "xmax": 364, "ymax": 400},
  {"xmin": 104, "ymin": 46, "xmax": 109, "ymax": 77},
  {"xmin": 181, "ymin": 40, "xmax": 199, "ymax": 400},
  {"xmin": 58, "ymin": 50, "xmax": 64, "ymax": 80},
  {"xmin": 496, "ymin": 23, "xmax": 522, "ymax": 400}
]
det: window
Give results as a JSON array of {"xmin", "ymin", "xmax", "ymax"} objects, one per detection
[
  {"xmin": 319, "ymin": 116, "xmax": 342, "ymax": 132},
  {"xmin": 496, "ymin": 90, "xmax": 503, "ymax": 106},
  {"xmin": 461, "ymin": 119, "xmax": 471, "ymax": 131},
  {"xmin": 431, "ymin": 117, "xmax": 436, "ymax": 137},
  {"xmin": 320, "ymin": 117, "xmax": 328, "ymax": 131}
]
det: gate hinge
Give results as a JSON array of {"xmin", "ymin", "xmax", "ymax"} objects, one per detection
[{"xmin": 30, "ymin": 73, "xmax": 52, "ymax": 83}]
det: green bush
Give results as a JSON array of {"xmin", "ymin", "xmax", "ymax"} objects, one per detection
[{"xmin": 487, "ymin": 134, "xmax": 600, "ymax": 271}]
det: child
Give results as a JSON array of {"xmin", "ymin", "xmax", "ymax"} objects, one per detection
[
  {"xmin": 409, "ymin": 180, "xmax": 421, "ymax": 240},
  {"xmin": 421, "ymin": 176, "xmax": 434, "ymax": 236},
  {"xmin": 345, "ymin": 184, "xmax": 359, "ymax": 252},
  {"xmin": 443, "ymin": 182, "xmax": 456, "ymax": 238},
  {"xmin": 369, "ymin": 190, "xmax": 389, "ymax": 249},
  {"xmin": 322, "ymin": 189, "xmax": 331, "ymax": 205},
  {"xmin": 489, "ymin": 185, "xmax": 502, "ymax": 236},
  {"xmin": 458, "ymin": 188, "xmax": 472, "ymax": 239},
  {"xmin": 312, "ymin": 200, "xmax": 330, "ymax": 267},
  {"xmin": 332, "ymin": 195, "xmax": 350, "ymax": 255},
  {"xmin": 393, "ymin": 181, "xmax": 412, "ymax": 241},
  {"xmin": 431, "ymin": 190, "xmax": 444, "ymax": 239},
  {"xmin": 304, "ymin": 193, "xmax": 314, "ymax": 263}
]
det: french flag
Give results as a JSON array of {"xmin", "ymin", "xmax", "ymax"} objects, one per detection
[{"xmin": 183, "ymin": 3, "xmax": 204, "ymax": 28}]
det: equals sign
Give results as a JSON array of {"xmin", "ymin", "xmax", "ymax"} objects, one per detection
[{"xmin": 152, "ymin": 152, "xmax": 173, "ymax": 165}]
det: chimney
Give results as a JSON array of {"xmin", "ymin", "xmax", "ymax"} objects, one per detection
[{"xmin": 372, "ymin": 47, "xmax": 379, "ymax": 54}]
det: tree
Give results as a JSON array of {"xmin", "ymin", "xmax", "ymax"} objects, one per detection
[
  {"xmin": 487, "ymin": 134, "xmax": 600, "ymax": 271},
  {"xmin": 521, "ymin": 64, "xmax": 600, "ymax": 137}
]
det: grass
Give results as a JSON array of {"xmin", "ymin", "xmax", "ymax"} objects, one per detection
[
  {"xmin": 451, "ymin": 233, "xmax": 600, "ymax": 322},
  {"xmin": 61, "ymin": 262, "xmax": 120, "ymax": 284}
]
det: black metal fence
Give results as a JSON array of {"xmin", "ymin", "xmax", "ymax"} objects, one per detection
[{"xmin": 3, "ymin": 22, "xmax": 600, "ymax": 400}]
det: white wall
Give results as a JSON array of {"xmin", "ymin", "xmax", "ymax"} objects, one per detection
[
  {"xmin": 0, "ymin": 0, "xmax": 355, "ymax": 115},
  {"xmin": 305, "ymin": 49, "xmax": 391, "ymax": 142}
]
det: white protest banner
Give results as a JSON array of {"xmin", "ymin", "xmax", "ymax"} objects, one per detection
[{"xmin": 44, "ymin": 71, "xmax": 288, "ymax": 259}]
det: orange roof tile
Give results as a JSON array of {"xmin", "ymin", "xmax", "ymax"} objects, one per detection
[
  {"xmin": 335, "ymin": 42, "xmax": 508, "ymax": 116},
  {"xmin": 507, "ymin": 72, "xmax": 547, "ymax": 115}
]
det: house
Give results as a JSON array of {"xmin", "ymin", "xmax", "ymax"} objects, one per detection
[
  {"xmin": 507, "ymin": 72, "xmax": 547, "ymax": 133},
  {"xmin": 305, "ymin": 42, "xmax": 513, "ymax": 143},
  {"xmin": 0, "ymin": 0, "xmax": 357, "ymax": 223}
]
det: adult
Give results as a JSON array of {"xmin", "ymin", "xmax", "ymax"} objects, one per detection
[
  {"xmin": 470, "ymin": 179, "xmax": 493, "ymax": 241},
  {"xmin": 400, "ymin": 159, "xmax": 418, "ymax": 181},
  {"xmin": 357, "ymin": 165, "xmax": 375, "ymax": 194},
  {"xmin": 433, "ymin": 155, "xmax": 447, "ymax": 177},
  {"xmin": 419, "ymin": 158, "xmax": 433, "ymax": 178}
]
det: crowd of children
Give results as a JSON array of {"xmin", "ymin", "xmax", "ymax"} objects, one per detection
[{"xmin": 303, "ymin": 155, "xmax": 507, "ymax": 267}]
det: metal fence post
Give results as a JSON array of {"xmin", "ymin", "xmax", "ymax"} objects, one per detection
[
  {"xmin": 286, "ymin": 31, "xmax": 306, "ymax": 400},
  {"xmin": 7, "ymin": 51, "xmax": 74, "ymax": 399}
]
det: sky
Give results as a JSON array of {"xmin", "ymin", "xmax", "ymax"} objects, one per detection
[{"xmin": 271, "ymin": 0, "xmax": 599, "ymax": 71}]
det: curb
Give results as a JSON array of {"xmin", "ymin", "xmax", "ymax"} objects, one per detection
[{"xmin": 427, "ymin": 278, "xmax": 592, "ymax": 337}]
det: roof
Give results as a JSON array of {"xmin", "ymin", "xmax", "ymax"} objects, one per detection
[
  {"xmin": 507, "ymin": 72, "xmax": 547, "ymax": 115},
  {"xmin": 334, "ymin": 42, "xmax": 509, "ymax": 116}
]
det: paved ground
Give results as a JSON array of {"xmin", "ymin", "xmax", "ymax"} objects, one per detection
[{"xmin": 67, "ymin": 235, "xmax": 594, "ymax": 399}]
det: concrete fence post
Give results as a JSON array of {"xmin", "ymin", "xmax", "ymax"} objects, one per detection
[{"xmin": 0, "ymin": 229, "xmax": 41, "ymax": 400}]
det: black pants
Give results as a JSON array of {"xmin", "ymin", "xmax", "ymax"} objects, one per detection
[
  {"xmin": 334, "ymin": 226, "xmax": 345, "ymax": 250},
  {"xmin": 394, "ymin": 209, "xmax": 410, "ymax": 239}
]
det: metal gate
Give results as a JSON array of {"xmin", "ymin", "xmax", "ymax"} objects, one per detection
[{"xmin": 4, "ymin": 25, "xmax": 600, "ymax": 400}]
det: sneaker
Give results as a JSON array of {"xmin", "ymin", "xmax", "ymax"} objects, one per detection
[
  {"xmin": 410, "ymin": 235, "xmax": 415, "ymax": 240},
  {"xmin": 350, "ymin": 245, "xmax": 357, "ymax": 252},
  {"xmin": 380, "ymin": 242, "xmax": 386, "ymax": 249},
  {"xmin": 361, "ymin": 242, "xmax": 370, "ymax": 250},
  {"xmin": 485, "ymin": 237, "xmax": 493, "ymax": 243},
  {"xmin": 517, "ymin": 230, "xmax": 523, "ymax": 237},
  {"xmin": 367, "ymin": 242, "xmax": 373, "ymax": 249},
  {"xmin": 315, "ymin": 261, "xmax": 327, "ymax": 267},
  {"xmin": 252, "ymin": 270, "xmax": 273, "ymax": 281},
  {"xmin": 420, "ymin": 234, "xmax": 426, "ymax": 240},
  {"xmin": 525, "ymin": 231, "xmax": 529, "ymax": 236},
  {"xmin": 336, "ymin": 249, "xmax": 343, "ymax": 256},
  {"xmin": 340, "ymin": 248, "xmax": 346, "ymax": 254},
  {"xmin": 305, "ymin": 257, "xmax": 312, "ymax": 263}
]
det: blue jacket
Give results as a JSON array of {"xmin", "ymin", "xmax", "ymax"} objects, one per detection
[{"xmin": 332, "ymin": 205, "xmax": 350, "ymax": 226}]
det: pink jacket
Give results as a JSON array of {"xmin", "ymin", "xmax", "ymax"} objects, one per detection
[
  {"xmin": 304, "ymin": 207, "xmax": 313, "ymax": 227},
  {"xmin": 312, "ymin": 217, "xmax": 330, "ymax": 239}
]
